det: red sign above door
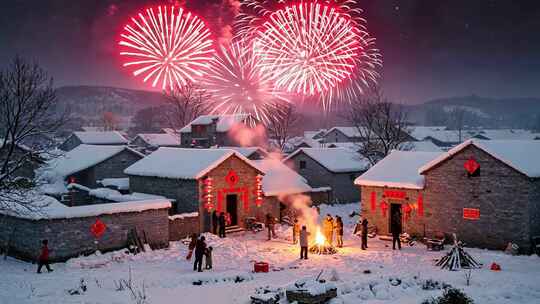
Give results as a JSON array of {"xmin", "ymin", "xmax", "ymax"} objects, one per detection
[{"xmin": 463, "ymin": 208, "xmax": 480, "ymax": 220}]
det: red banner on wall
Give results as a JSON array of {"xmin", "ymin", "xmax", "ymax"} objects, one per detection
[
  {"xmin": 463, "ymin": 208, "xmax": 480, "ymax": 220},
  {"xmin": 383, "ymin": 190, "xmax": 406, "ymax": 200}
]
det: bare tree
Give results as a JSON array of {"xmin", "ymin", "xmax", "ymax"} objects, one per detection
[
  {"xmin": 0, "ymin": 56, "xmax": 67, "ymax": 213},
  {"xmin": 446, "ymin": 107, "xmax": 468, "ymax": 142},
  {"xmin": 345, "ymin": 90, "xmax": 410, "ymax": 165},
  {"xmin": 265, "ymin": 102, "xmax": 302, "ymax": 152},
  {"xmin": 163, "ymin": 81, "xmax": 211, "ymax": 132}
]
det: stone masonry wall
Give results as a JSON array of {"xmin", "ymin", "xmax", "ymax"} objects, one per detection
[
  {"xmin": 423, "ymin": 145, "xmax": 534, "ymax": 251},
  {"xmin": 129, "ymin": 175, "xmax": 199, "ymax": 214},
  {"xmin": 169, "ymin": 215, "xmax": 200, "ymax": 241},
  {"xmin": 287, "ymin": 152, "xmax": 362, "ymax": 203},
  {"xmin": 0, "ymin": 208, "xmax": 169, "ymax": 262},
  {"xmin": 360, "ymin": 186, "xmax": 425, "ymax": 236}
]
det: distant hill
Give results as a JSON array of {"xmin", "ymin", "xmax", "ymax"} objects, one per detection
[{"xmin": 407, "ymin": 95, "xmax": 540, "ymax": 129}]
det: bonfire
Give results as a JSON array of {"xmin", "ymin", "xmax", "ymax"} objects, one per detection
[{"xmin": 309, "ymin": 227, "xmax": 337, "ymax": 255}]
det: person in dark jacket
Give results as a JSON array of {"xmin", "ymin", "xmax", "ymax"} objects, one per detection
[
  {"xmin": 194, "ymin": 236, "xmax": 207, "ymax": 272},
  {"xmin": 211, "ymin": 210, "xmax": 218, "ymax": 235},
  {"xmin": 37, "ymin": 239, "xmax": 53, "ymax": 273},
  {"xmin": 392, "ymin": 211, "xmax": 402, "ymax": 250},
  {"xmin": 335, "ymin": 216, "xmax": 344, "ymax": 248},
  {"xmin": 218, "ymin": 212, "xmax": 226, "ymax": 238},
  {"xmin": 361, "ymin": 218, "xmax": 369, "ymax": 250},
  {"xmin": 186, "ymin": 233, "xmax": 198, "ymax": 260},
  {"xmin": 265, "ymin": 213, "xmax": 276, "ymax": 240}
]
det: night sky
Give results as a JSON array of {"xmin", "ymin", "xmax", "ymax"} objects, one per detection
[{"xmin": 1, "ymin": 0, "xmax": 539, "ymax": 103}]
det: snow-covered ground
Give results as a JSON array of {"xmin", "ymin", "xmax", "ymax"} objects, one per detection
[{"xmin": 1, "ymin": 204, "xmax": 539, "ymax": 304}]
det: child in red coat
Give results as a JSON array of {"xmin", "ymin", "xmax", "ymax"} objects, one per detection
[{"xmin": 37, "ymin": 240, "xmax": 53, "ymax": 273}]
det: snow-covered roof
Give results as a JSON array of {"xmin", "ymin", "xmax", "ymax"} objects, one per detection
[
  {"xmin": 125, "ymin": 147, "xmax": 263, "ymax": 180},
  {"xmin": 1, "ymin": 195, "xmax": 171, "ymax": 220},
  {"xmin": 46, "ymin": 145, "xmax": 143, "ymax": 177},
  {"xmin": 476, "ymin": 129, "xmax": 538, "ymax": 141},
  {"xmin": 285, "ymin": 148, "xmax": 370, "ymax": 173},
  {"xmin": 326, "ymin": 142, "xmax": 361, "ymax": 152},
  {"xmin": 179, "ymin": 114, "xmax": 252, "ymax": 133},
  {"xmin": 325, "ymin": 127, "xmax": 363, "ymax": 138},
  {"xmin": 253, "ymin": 159, "xmax": 312, "ymax": 196},
  {"xmin": 355, "ymin": 151, "xmax": 442, "ymax": 189},
  {"xmin": 216, "ymin": 146, "xmax": 268, "ymax": 158},
  {"xmin": 419, "ymin": 140, "xmax": 540, "ymax": 178},
  {"xmin": 72, "ymin": 131, "xmax": 128, "ymax": 145},
  {"xmin": 98, "ymin": 178, "xmax": 130, "ymax": 190},
  {"xmin": 400, "ymin": 140, "xmax": 443, "ymax": 152},
  {"xmin": 132, "ymin": 133, "xmax": 181, "ymax": 147}
]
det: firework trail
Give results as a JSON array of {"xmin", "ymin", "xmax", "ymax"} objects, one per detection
[
  {"xmin": 204, "ymin": 41, "xmax": 290, "ymax": 123},
  {"xmin": 119, "ymin": 6, "xmax": 215, "ymax": 90},
  {"xmin": 236, "ymin": 0, "xmax": 381, "ymax": 109}
]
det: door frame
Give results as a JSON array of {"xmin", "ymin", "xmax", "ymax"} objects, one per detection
[
  {"xmin": 389, "ymin": 203, "xmax": 402, "ymax": 235},
  {"xmin": 226, "ymin": 194, "xmax": 238, "ymax": 226}
]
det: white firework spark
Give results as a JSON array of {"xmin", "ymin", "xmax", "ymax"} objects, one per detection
[
  {"xmin": 204, "ymin": 41, "xmax": 290, "ymax": 123},
  {"xmin": 119, "ymin": 6, "xmax": 215, "ymax": 90}
]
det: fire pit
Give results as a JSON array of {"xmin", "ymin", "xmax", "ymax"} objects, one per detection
[{"xmin": 309, "ymin": 228, "xmax": 337, "ymax": 255}]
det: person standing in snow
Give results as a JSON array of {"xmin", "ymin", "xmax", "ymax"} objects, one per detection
[
  {"xmin": 335, "ymin": 216, "xmax": 344, "ymax": 248},
  {"xmin": 392, "ymin": 211, "xmax": 402, "ymax": 250},
  {"xmin": 323, "ymin": 214, "xmax": 334, "ymax": 246},
  {"xmin": 205, "ymin": 246, "xmax": 213, "ymax": 270},
  {"xmin": 292, "ymin": 218, "xmax": 300, "ymax": 244},
  {"xmin": 211, "ymin": 210, "xmax": 218, "ymax": 235},
  {"xmin": 194, "ymin": 236, "xmax": 207, "ymax": 272},
  {"xmin": 299, "ymin": 226, "xmax": 310, "ymax": 260},
  {"xmin": 266, "ymin": 213, "xmax": 276, "ymax": 240},
  {"xmin": 361, "ymin": 217, "xmax": 369, "ymax": 250},
  {"xmin": 218, "ymin": 212, "xmax": 226, "ymax": 238},
  {"xmin": 353, "ymin": 216, "xmax": 362, "ymax": 236},
  {"xmin": 37, "ymin": 239, "xmax": 53, "ymax": 273}
]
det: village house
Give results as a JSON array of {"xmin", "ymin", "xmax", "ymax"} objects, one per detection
[
  {"xmin": 215, "ymin": 146, "xmax": 268, "ymax": 160},
  {"xmin": 45, "ymin": 144, "xmax": 144, "ymax": 189},
  {"xmin": 0, "ymin": 140, "xmax": 45, "ymax": 180},
  {"xmin": 284, "ymin": 148, "xmax": 370, "ymax": 203},
  {"xmin": 130, "ymin": 133, "xmax": 181, "ymax": 153},
  {"xmin": 322, "ymin": 127, "xmax": 364, "ymax": 143},
  {"xmin": 355, "ymin": 140, "xmax": 540, "ymax": 252},
  {"xmin": 179, "ymin": 114, "xmax": 256, "ymax": 148},
  {"xmin": 58, "ymin": 131, "xmax": 129, "ymax": 151}
]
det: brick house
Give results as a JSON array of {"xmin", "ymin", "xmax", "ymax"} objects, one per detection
[
  {"xmin": 125, "ymin": 148, "xmax": 273, "ymax": 232},
  {"xmin": 179, "ymin": 114, "xmax": 256, "ymax": 148},
  {"xmin": 59, "ymin": 131, "xmax": 129, "ymax": 151},
  {"xmin": 47, "ymin": 144, "xmax": 144, "ymax": 188},
  {"xmin": 285, "ymin": 148, "xmax": 370, "ymax": 203},
  {"xmin": 356, "ymin": 140, "xmax": 540, "ymax": 252}
]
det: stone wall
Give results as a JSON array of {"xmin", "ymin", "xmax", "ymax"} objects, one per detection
[
  {"xmin": 169, "ymin": 214, "xmax": 200, "ymax": 241},
  {"xmin": 423, "ymin": 145, "xmax": 535, "ymax": 251},
  {"xmin": 287, "ymin": 152, "xmax": 362, "ymax": 203},
  {"xmin": 0, "ymin": 208, "xmax": 169, "ymax": 262},
  {"xmin": 360, "ymin": 186, "xmax": 425, "ymax": 236},
  {"xmin": 129, "ymin": 175, "xmax": 199, "ymax": 214}
]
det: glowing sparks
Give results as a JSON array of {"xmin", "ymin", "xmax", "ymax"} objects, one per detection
[
  {"xmin": 119, "ymin": 6, "xmax": 215, "ymax": 90},
  {"xmin": 254, "ymin": 3, "xmax": 359, "ymax": 96},
  {"xmin": 204, "ymin": 41, "xmax": 290, "ymax": 123},
  {"xmin": 315, "ymin": 227, "xmax": 326, "ymax": 246}
]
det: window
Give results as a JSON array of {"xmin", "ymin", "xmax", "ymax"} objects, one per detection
[{"xmin": 299, "ymin": 160, "xmax": 306, "ymax": 169}]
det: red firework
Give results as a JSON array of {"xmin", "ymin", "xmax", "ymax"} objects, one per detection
[
  {"xmin": 254, "ymin": 3, "xmax": 360, "ymax": 96},
  {"xmin": 119, "ymin": 6, "xmax": 214, "ymax": 90}
]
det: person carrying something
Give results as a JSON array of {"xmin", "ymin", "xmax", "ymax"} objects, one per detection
[{"xmin": 194, "ymin": 236, "xmax": 207, "ymax": 272}]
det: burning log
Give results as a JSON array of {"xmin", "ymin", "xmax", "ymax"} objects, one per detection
[
  {"xmin": 309, "ymin": 228, "xmax": 337, "ymax": 255},
  {"xmin": 436, "ymin": 234, "xmax": 481, "ymax": 271}
]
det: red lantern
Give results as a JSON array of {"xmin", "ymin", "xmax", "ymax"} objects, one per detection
[
  {"xmin": 417, "ymin": 193, "xmax": 424, "ymax": 217},
  {"xmin": 254, "ymin": 175, "xmax": 263, "ymax": 207},
  {"xmin": 202, "ymin": 177, "xmax": 214, "ymax": 212},
  {"xmin": 464, "ymin": 157, "xmax": 480, "ymax": 175},
  {"xmin": 380, "ymin": 201, "xmax": 388, "ymax": 217},
  {"xmin": 370, "ymin": 191, "xmax": 377, "ymax": 212},
  {"xmin": 90, "ymin": 219, "xmax": 106, "ymax": 238}
]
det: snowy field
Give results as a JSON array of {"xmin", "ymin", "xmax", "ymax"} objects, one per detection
[{"xmin": 1, "ymin": 204, "xmax": 540, "ymax": 304}]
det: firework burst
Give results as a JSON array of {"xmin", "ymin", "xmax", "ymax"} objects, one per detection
[
  {"xmin": 119, "ymin": 6, "xmax": 215, "ymax": 90},
  {"xmin": 204, "ymin": 41, "xmax": 290, "ymax": 123},
  {"xmin": 237, "ymin": 0, "xmax": 381, "ymax": 109}
]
